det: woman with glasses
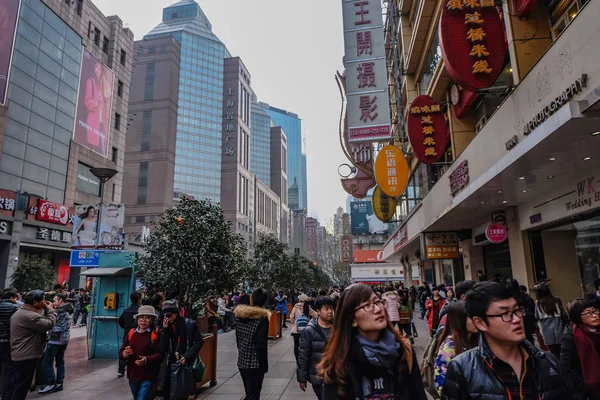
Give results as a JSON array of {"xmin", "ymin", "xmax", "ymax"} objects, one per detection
[
  {"xmin": 560, "ymin": 298, "xmax": 600, "ymax": 400},
  {"xmin": 319, "ymin": 284, "xmax": 427, "ymax": 400},
  {"xmin": 534, "ymin": 284, "xmax": 567, "ymax": 357}
]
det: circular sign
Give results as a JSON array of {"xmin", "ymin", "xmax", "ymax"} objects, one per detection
[
  {"xmin": 486, "ymin": 224, "xmax": 508, "ymax": 243},
  {"xmin": 372, "ymin": 186, "xmax": 398, "ymax": 222},
  {"xmin": 407, "ymin": 95, "xmax": 450, "ymax": 164},
  {"xmin": 451, "ymin": 84, "xmax": 461, "ymax": 105},
  {"xmin": 374, "ymin": 145, "xmax": 409, "ymax": 197}
]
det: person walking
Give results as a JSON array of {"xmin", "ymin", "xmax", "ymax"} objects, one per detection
[
  {"xmin": 419, "ymin": 284, "xmax": 431, "ymax": 320},
  {"xmin": 159, "ymin": 300, "xmax": 204, "ymax": 400},
  {"xmin": 234, "ymin": 288, "xmax": 270, "ymax": 400},
  {"xmin": 118, "ymin": 291, "xmax": 142, "ymax": 377},
  {"xmin": 10, "ymin": 290, "xmax": 57, "ymax": 400},
  {"xmin": 275, "ymin": 290, "xmax": 289, "ymax": 329},
  {"xmin": 560, "ymin": 298, "xmax": 600, "ymax": 400},
  {"xmin": 290, "ymin": 294, "xmax": 316, "ymax": 361},
  {"xmin": 382, "ymin": 286, "xmax": 400, "ymax": 327},
  {"xmin": 119, "ymin": 305, "xmax": 162, "ymax": 400},
  {"xmin": 319, "ymin": 284, "xmax": 427, "ymax": 400},
  {"xmin": 441, "ymin": 282, "xmax": 567, "ymax": 400},
  {"xmin": 433, "ymin": 302, "xmax": 478, "ymax": 397},
  {"xmin": 534, "ymin": 284, "xmax": 567, "ymax": 357},
  {"xmin": 297, "ymin": 296, "xmax": 334, "ymax": 399},
  {"xmin": 0, "ymin": 290, "xmax": 18, "ymax": 399},
  {"xmin": 39, "ymin": 294, "xmax": 74, "ymax": 394},
  {"xmin": 506, "ymin": 278, "xmax": 537, "ymax": 343},
  {"xmin": 425, "ymin": 287, "xmax": 445, "ymax": 337},
  {"xmin": 218, "ymin": 294, "xmax": 234, "ymax": 331},
  {"xmin": 398, "ymin": 295, "xmax": 414, "ymax": 343},
  {"xmin": 77, "ymin": 288, "xmax": 89, "ymax": 327}
]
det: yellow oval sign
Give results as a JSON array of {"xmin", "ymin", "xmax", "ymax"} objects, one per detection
[
  {"xmin": 374, "ymin": 145, "xmax": 409, "ymax": 197},
  {"xmin": 372, "ymin": 186, "xmax": 398, "ymax": 222}
]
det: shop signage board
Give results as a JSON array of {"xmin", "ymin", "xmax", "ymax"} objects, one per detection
[
  {"xmin": 0, "ymin": 190, "xmax": 16, "ymax": 217},
  {"xmin": 486, "ymin": 223, "xmax": 508, "ymax": 243},
  {"xmin": 449, "ymin": 160, "xmax": 470, "ymax": 197},
  {"xmin": 36, "ymin": 200, "xmax": 70, "ymax": 225},
  {"xmin": 341, "ymin": 0, "xmax": 391, "ymax": 142},
  {"xmin": 35, "ymin": 226, "xmax": 72, "ymax": 244},
  {"xmin": 515, "ymin": 0, "xmax": 538, "ymax": 16},
  {"xmin": 0, "ymin": 221, "xmax": 11, "ymax": 235},
  {"xmin": 341, "ymin": 235, "xmax": 353, "ymax": 263},
  {"xmin": 440, "ymin": 0, "xmax": 508, "ymax": 91},
  {"xmin": 424, "ymin": 233, "xmax": 460, "ymax": 259},
  {"xmin": 350, "ymin": 201, "xmax": 389, "ymax": 235},
  {"xmin": 374, "ymin": 145, "xmax": 409, "ymax": 197},
  {"xmin": 351, "ymin": 264, "xmax": 404, "ymax": 280},
  {"xmin": 407, "ymin": 96, "xmax": 450, "ymax": 164},
  {"xmin": 27, "ymin": 197, "xmax": 75, "ymax": 228},
  {"xmin": 70, "ymin": 250, "xmax": 103, "ymax": 267},
  {"xmin": 392, "ymin": 225, "xmax": 408, "ymax": 252},
  {"xmin": 372, "ymin": 186, "xmax": 398, "ymax": 222},
  {"xmin": 353, "ymin": 249, "xmax": 385, "ymax": 263}
]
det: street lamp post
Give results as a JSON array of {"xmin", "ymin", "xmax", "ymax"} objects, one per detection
[{"xmin": 89, "ymin": 168, "xmax": 118, "ymax": 248}]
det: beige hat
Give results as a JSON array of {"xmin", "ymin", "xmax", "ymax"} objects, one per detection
[
  {"xmin": 298, "ymin": 294, "xmax": 309, "ymax": 302},
  {"xmin": 133, "ymin": 305, "xmax": 157, "ymax": 319}
]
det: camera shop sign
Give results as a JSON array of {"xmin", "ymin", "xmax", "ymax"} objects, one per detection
[{"xmin": 523, "ymin": 74, "xmax": 587, "ymax": 136}]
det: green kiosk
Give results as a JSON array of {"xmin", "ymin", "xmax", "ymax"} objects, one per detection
[{"xmin": 80, "ymin": 251, "xmax": 136, "ymax": 359}]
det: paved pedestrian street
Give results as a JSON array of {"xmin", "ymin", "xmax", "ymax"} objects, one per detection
[{"xmin": 27, "ymin": 316, "xmax": 433, "ymax": 399}]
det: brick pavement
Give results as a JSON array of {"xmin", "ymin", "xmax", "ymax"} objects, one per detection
[{"xmin": 26, "ymin": 310, "xmax": 433, "ymax": 399}]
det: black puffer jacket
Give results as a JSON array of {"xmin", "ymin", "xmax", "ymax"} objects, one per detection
[
  {"xmin": 297, "ymin": 319, "xmax": 330, "ymax": 386},
  {"xmin": 0, "ymin": 299, "xmax": 18, "ymax": 342},
  {"xmin": 442, "ymin": 336, "xmax": 567, "ymax": 400},
  {"xmin": 559, "ymin": 323, "xmax": 588, "ymax": 400}
]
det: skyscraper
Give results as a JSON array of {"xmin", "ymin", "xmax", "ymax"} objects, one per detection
[
  {"xmin": 260, "ymin": 102, "xmax": 307, "ymax": 211},
  {"xmin": 250, "ymin": 99, "xmax": 272, "ymax": 186},
  {"xmin": 145, "ymin": 0, "xmax": 230, "ymax": 203}
]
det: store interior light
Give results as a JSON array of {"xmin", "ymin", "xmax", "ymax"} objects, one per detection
[
  {"xmin": 591, "ymin": 131, "xmax": 600, "ymax": 136},
  {"xmin": 481, "ymin": 201, "xmax": 485, "ymax": 204},
  {"xmin": 519, "ymin": 176, "xmax": 525, "ymax": 180},
  {"xmin": 498, "ymin": 190, "xmax": 502, "ymax": 193},
  {"xmin": 502, "ymin": 201, "xmax": 508, "ymax": 204},
  {"xmin": 523, "ymin": 190, "xmax": 527, "ymax": 193},
  {"xmin": 549, "ymin": 157, "xmax": 556, "ymax": 161},
  {"xmin": 583, "ymin": 156, "xmax": 592, "ymax": 161},
  {"xmin": 547, "ymin": 175, "xmax": 555, "ymax": 179},
  {"xmin": 508, "ymin": 67, "xmax": 513, "ymax": 73}
]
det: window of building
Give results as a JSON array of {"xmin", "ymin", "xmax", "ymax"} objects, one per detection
[
  {"xmin": 114, "ymin": 113, "xmax": 121, "ymax": 130},
  {"xmin": 93, "ymin": 27, "xmax": 100, "ymax": 46},
  {"xmin": 135, "ymin": 216, "xmax": 146, "ymax": 223},
  {"xmin": 117, "ymin": 80, "xmax": 124, "ymax": 97},
  {"xmin": 120, "ymin": 49, "xmax": 126, "ymax": 66},
  {"xmin": 550, "ymin": 0, "xmax": 586, "ymax": 40},
  {"xmin": 76, "ymin": 0, "xmax": 83, "ymax": 16},
  {"xmin": 87, "ymin": 21, "xmax": 91, "ymax": 38},
  {"xmin": 137, "ymin": 162, "xmax": 148, "ymax": 205},
  {"xmin": 111, "ymin": 147, "xmax": 118, "ymax": 163},
  {"xmin": 144, "ymin": 63, "xmax": 155, "ymax": 101},
  {"xmin": 112, "ymin": 183, "xmax": 116, "ymax": 201},
  {"xmin": 102, "ymin": 36, "xmax": 109, "ymax": 54},
  {"xmin": 141, "ymin": 110, "xmax": 152, "ymax": 151}
]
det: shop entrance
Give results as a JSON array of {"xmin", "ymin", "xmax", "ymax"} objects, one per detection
[{"xmin": 483, "ymin": 242, "xmax": 512, "ymax": 281}]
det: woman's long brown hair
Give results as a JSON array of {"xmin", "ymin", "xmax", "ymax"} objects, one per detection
[
  {"xmin": 318, "ymin": 284, "xmax": 410, "ymax": 398},
  {"xmin": 436, "ymin": 301, "xmax": 476, "ymax": 356}
]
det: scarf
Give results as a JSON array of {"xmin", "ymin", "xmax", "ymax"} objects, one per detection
[
  {"xmin": 573, "ymin": 324, "xmax": 600, "ymax": 398},
  {"xmin": 357, "ymin": 329, "xmax": 400, "ymax": 370}
]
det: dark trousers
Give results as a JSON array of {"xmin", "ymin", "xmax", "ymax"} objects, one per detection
[
  {"xmin": 420, "ymin": 302, "xmax": 427, "ymax": 319},
  {"xmin": 0, "ymin": 342, "xmax": 15, "ymax": 400},
  {"xmin": 11, "ymin": 358, "xmax": 37, "ymax": 400},
  {"xmin": 398, "ymin": 323, "xmax": 412, "ymax": 337},
  {"xmin": 240, "ymin": 368, "xmax": 265, "ymax": 400},
  {"xmin": 292, "ymin": 333, "xmax": 301, "ymax": 361},
  {"xmin": 42, "ymin": 343, "xmax": 67, "ymax": 385},
  {"xmin": 118, "ymin": 357, "xmax": 127, "ymax": 374},
  {"xmin": 312, "ymin": 383, "xmax": 323, "ymax": 400}
]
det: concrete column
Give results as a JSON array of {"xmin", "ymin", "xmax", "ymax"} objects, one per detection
[
  {"xmin": 5, "ymin": 210, "xmax": 24, "ymax": 288},
  {"xmin": 503, "ymin": 1, "xmax": 553, "ymax": 84},
  {"xmin": 448, "ymin": 101, "xmax": 476, "ymax": 158},
  {"xmin": 506, "ymin": 207, "xmax": 536, "ymax": 289},
  {"xmin": 458, "ymin": 239, "xmax": 483, "ymax": 281}
]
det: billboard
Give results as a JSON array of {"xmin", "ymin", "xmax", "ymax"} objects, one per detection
[
  {"xmin": 74, "ymin": 49, "xmax": 115, "ymax": 157},
  {"xmin": 353, "ymin": 249, "xmax": 384, "ymax": 263},
  {"xmin": 350, "ymin": 201, "xmax": 388, "ymax": 235},
  {"xmin": 0, "ymin": 0, "xmax": 20, "ymax": 106},
  {"xmin": 76, "ymin": 162, "xmax": 101, "ymax": 195},
  {"xmin": 424, "ymin": 233, "xmax": 460, "ymax": 259},
  {"xmin": 72, "ymin": 203, "xmax": 124, "ymax": 249}
]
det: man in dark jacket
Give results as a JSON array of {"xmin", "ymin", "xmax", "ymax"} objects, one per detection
[
  {"xmin": 234, "ymin": 288, "xmax": 270, "ymax": 400},
  {"xmin": 159, "ymin": 300, "xmax": 204, "ymax": 400},
  {"xmin": 0, "ymin": 290, "xmax": 18, "ymax": 399},
  {"xmin": 297, "ymin": 296, "xmax": 333, "ymax": 399},
  {"xmin": 442, "ymin": 282, "xmax": 567, "ymax": 400},
  {"xmin": 118, "ymin": 291, "xmax": 141, "ymax": 377}
]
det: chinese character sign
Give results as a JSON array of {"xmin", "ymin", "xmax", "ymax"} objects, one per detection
[
  {"xmin": 341, "ymin": 0, "xmax": 391, "ymax": 142},
  {"xmin": 0, "ymin": 189, "xmax": 16, "ymax": 217},
  {"xmin": 36, "ymin": 199, "xmax": 70, "ymax": 225},
  {"xmin": 372, "ymin": 185, "xmax": 398, "ymax": 223},
  {"xmin": 424, "ymin": 233, "xmax": 460, "ymax": 259},
  {"xmin": 341, "ymin": 235, "xmax": 353, "ymax": 263},
  {"xmin": 374, "ymin": 145, "xmax": 409, "ymax": 197},
  {"xmin": 440, "ymin": 0, "xmax": 507, "ymax": 91},
  {"xmin": 449, "ymin": 160, "xmax": 470, "ymax": 197},
  {"xmin": 407, "ymin": 95, "xmax": 450, "ymax": 164},
  {"xmin": 485, "ymin": 224, "xmax": 507, "ymax": 243}
]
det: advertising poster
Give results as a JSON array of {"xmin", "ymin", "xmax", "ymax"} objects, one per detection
[
  {"xmin": 350, "ymin": 201, "xmax": 388, "ymax": 235},
  {"xmin": 71, "ymin": 203, "xmax": 124, "ymax": 249},
  {"xmin": 71, "ymin": 204, "xmax": 98, "ymax": 249},
  {"xmin": 424, "ymin": 233, "xmax": 460, "ymax": 259},
  {"xmin": 98, "ymin": 203, "xmax": 124, "ymax": 248},
  {"xmin": 74, "ymin": 49, "xmax": 114, "ymax": 157},
  {"xmin": 0, "ymin": 0, "xmax": 20, "ymax": 106}
]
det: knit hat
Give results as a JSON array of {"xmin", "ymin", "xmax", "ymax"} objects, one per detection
[
  {"xmin": 162, "ymin": 300, "xmax": 179, "ymax": 314},
  {"xmin": 134, "ymin": 305, "xmax": 157, "ymax": 319},
  {"xmin": 298, "ymin": 294, "xmax": 309, "ymax": 302}
]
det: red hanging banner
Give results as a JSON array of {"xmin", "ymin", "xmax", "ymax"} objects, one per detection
[
  {"xmin": 407, "ymin": 95, "xmax": 450, "ymax": 164},
  {"xmin": 440, "ymin": 0, "xmax": 507, "ymax": 91}
]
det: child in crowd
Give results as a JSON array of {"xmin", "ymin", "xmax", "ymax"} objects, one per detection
[{"xmin": 119, "ymin": 305, "xmax": 162, "ymax": 400}]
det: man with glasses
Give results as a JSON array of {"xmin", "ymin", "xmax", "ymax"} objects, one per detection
[{"xmin": 441, "ymin": 282, "xmax": 567, "ymax": 400}]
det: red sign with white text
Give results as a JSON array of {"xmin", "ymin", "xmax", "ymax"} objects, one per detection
[
  {"xmin": 354, "ymin": 250, "xmax": 385, "ymax": 263},
  {"xmin": 486, "ymin": 224, "xmax": 508, "ymax": 243},
  {"xmin": 37, "ymin": 199, "xmax": 70, "ymax": 225},
  {"xmin": 440, "ymin": 0, "xmax": 507, "ymax": 91},
  {"xmin": 392, "ymin": 225, "xmax": 408, "ymax": 252},
  {"xmin": 27, "ymin": 197, "xmax": 75, "ymax": 228},
  {"xmin": 0, "ymin": 189, "xmax": 16, "ymax": 217},
  {"xmin": 407, "ymin": 96, "xmax": 450, "ymax": 164}
]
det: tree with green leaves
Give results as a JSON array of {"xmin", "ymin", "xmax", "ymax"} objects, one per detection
[
  {"xmin": 12, "ymin": 255, "xmax": 57, "ymax": 292},
  {"xmin": 135, "ymin": 198, "xmax": 249, "ymax": 317}
]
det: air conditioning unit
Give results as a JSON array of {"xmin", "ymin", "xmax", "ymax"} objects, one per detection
[{"xmin": 475, "ymin": 115, "xmax": 488, "ymax": 133}]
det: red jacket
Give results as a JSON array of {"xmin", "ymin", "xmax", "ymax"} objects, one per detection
[
  {"xmin": 425, "ymin": 296, "xmax": 445, "ymax": 331},
  {"xmin": 119, "ymin": 328, "xmax": 162, "ymax": 381}
]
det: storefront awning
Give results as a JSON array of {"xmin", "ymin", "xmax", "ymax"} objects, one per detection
[{"xmin": 79, "ymin": 267, "xmax": 132, "ymax": 277}]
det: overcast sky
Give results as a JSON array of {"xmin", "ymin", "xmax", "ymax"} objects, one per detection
[{"xmin": 93, "ymin": 0, "xmax": 349, "ymax": 222}]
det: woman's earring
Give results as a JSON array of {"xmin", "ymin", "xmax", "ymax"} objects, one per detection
[{"xmin": 352, "ymin": 322, "xmax": 358, "ymax": 327}]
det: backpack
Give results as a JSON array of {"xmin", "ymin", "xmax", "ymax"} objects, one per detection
[
  {"xmin": 420, "ymin": 331, "xmax": 441, "ymax": 399},
  {"xmin": 296, "ymin": 314, "xmax": 309, "ymax": 332},
  {"xmin": 127, "ymin": 327, "xmax": 160, "ymax": 346}
]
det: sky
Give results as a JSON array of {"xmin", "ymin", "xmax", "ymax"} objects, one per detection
[{"xmin": 93, "ymin": 0, "xmax": 350, "ymax": 222}]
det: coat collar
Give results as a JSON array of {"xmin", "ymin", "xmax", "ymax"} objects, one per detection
[
  {"xmin": 478, "ymin": 333, "xmax": 542, "ymax": 364},
  {"xmin": 234, "ymin": 304, "xmax": 271, "ymax": 320}
]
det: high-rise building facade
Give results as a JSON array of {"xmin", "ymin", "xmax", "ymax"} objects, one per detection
[
  {"xmin": 250, "ymin": 99, "xmax": 272, "ymax": 186},
  {"xmin": 261, "ymin": 102, "xmax": 307, "ymax": 211},
  {"xmin": 144, "ymin": 0, "xmax": 230, "ymax": 203},
  {"xmin": 0, "ymin": 0, "xmax": 133, "ymax": 287}
]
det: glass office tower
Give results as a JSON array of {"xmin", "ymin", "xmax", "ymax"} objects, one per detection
[
  {"xmin": 250, "ymin": 99, "xmax": 273, "ymax": 186},
  {"xmin": 145, "ymin": 0, "xmax": 229, "ymax": 202},
  {"xmin": 260, "ymin": 103, "xmax": 307, "ymax": 211}
]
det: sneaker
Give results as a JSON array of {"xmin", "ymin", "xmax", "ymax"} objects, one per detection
[
  {"xmin": 218, "ymin": 329, "xmax": 223, "ymax": 334},
  {"xmin": 39, "ymin": 385, "xmax": 55, "ymax": 394},
  {"xmin": 54, "ymin": 383, "xmax": 63, "ymax": 392},
  {"xmin": 117, "ymin": 372, "xmax": 124, "ymax": 378}
]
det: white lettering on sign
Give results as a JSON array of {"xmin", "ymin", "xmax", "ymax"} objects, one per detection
[
  {"xmin": 0, "ymin": 221, "xmax": 8, "ymax": 234},
  {"xmin": 0, "ymin": 198, "xmax": 15, "ymax": 211}
]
